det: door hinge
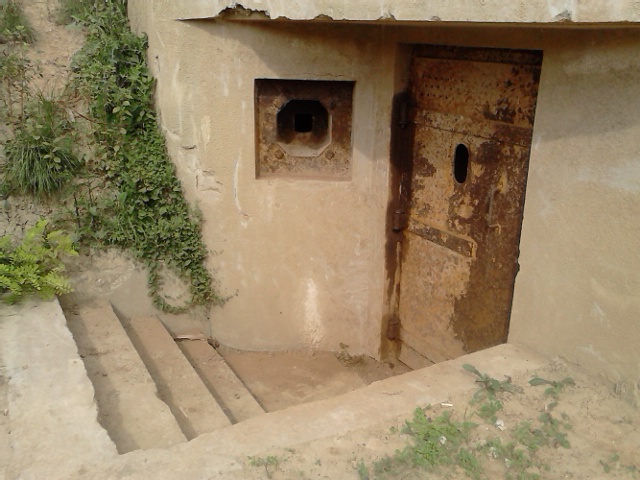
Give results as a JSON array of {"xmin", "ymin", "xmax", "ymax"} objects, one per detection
[
  {"xmin": 398, "ymin": 99, "xmax": 410, "ymax": 129},
  {"xmin": 392, "ymin": 210, "xmax": 407, "ymax": 232},
  {"xmin": 387, "ymin": 316, "xmax": 400, "ymax": 340}
]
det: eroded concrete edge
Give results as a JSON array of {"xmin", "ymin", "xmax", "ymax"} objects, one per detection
[
  {"xmin": 97, "ymin": 343, "xmax": 549, "ymax": 479},
  {"xmin": 1, "ymin": 299, "xmax": 118, "ymax": 479},
  {"xmin": 1, "ymin": 299, "xmax": 549, "ymax": 479},
  {"xmin": 176, "ymin": 0, "xmax": 640, "ymax": 23}
]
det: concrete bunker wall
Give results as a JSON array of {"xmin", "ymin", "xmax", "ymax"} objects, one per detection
[
  {"xmin": 129, "ymin": 1, "xmax": 640, "ymax": 390},
  {"xmin": 129, "ymin": 8, "xmax": 396, "ymax": 355},
  {"xmin": 509, "ymin": 31, "xmax": 640, "ymax": 393}
]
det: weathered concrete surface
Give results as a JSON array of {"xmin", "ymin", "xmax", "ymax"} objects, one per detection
[
  {"xmin": 127, "ymin": 0, "xmax": 640, "ymax": 395},
  {"xmin": 129, "ymin": 2, "xmax": 397, "ymax": 358},
  {"xmin": 0, "ymin": 299, "xmax": 117, "ymax": 479},
  {"xmin": 64, "ymin": 301, "xmax": 186, "ymax": 452},
  {"xmin": 509, "ymin": 33, "xmax": 640, "ymax": 404},
  {"xmin": 122, "ymin": 315, "xmax": 232, "ymax": 435},
  {"xmin": 177, "ymin": 340, "xmax": 265, "ymax": 423},
  {"xmin": 2, "ymin": 299, "xmax": 552, "ymax": 479},
  {"xmin": 170, "ymin": 0, "xmax": 640, "ymax": 23},
  {"xmin": 219, "ymin": 349, "xmax": 368, "ymax": 412},
  {"xmin": 75, "ymin": 341, "xmax": 552, "ymax": 478}
]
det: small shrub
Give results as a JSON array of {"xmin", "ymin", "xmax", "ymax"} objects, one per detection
[
  {"xmin": 54, "ymin": 0, "xmax": 102, "ymax": 26},
  {"xmin": 3, "ymin": 93, "xmax": 82, "ymax": 197},
  {"xmin": 0, "ymin": 46, "xmax": 34, "ymax": 118},
  {"xmin": 374, "ymin": 407, "xmax": 479, "ymax": 479},
  {"xmin": 0, "ymin": 219, "xmax": 77, "ymax": 304},
  {"xmin": 0, "ymin": 0, "xmax": 35, "ymax": 44}
]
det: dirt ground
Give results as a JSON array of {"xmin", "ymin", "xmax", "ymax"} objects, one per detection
[
  {"xmin": 2, "ymin": 2, "xmax": 640, "ymax": 480},
  {"xmin": 233, "ymin": 359, "xmax": 640, "ymax": 480},
  {"xmin": 218, "ymin": 347, "xmax": 410, "ymax": 412}
]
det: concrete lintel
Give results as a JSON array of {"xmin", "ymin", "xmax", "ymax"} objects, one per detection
[{"xmin": 175, "ymin": 0, "xmax": 640, "ymax": 25}]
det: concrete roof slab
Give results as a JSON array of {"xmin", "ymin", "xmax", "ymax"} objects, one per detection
[{"xmin": 175, "ymin": 0, "xmax": 640, "ymax": 24}]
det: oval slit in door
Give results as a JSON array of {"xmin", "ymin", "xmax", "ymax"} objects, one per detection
[{"xmin": 453, "ymin": 144, "xmax": 469, "ymax": 184}]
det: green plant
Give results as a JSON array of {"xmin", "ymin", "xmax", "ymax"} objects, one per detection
[
  {"xmin": 528, "ymin": 376, "xmax": 575, "ymax": 400},
  {"xmin": 464, "ymin": 364, "xmax": 519, "ymax": 401},
  {"xmin": 3, "ymin": 92, "xmax": 81, "ymax": 197},
  {"xmin": 65, "ymin": 0, "xmax": 219, "ymax": 312},
  {"xmin": 477, "ymin": 398, "xmax": 504, "ymax": 423},
  {"xmin": 356, "ymin": 460, "xmax": 370, "ymax": 480},
  {"xmin": 464, "ymin": 364, "xmax": 519, "ymax": 425},
  {"xmin": 364, "ymin": 365, "xmax": 578, "ymax": 480},
  {"xmin": 0, "ymin": 219, "xmax": 77, "ymax": 303},
  {"xmin": 601, "ymin": 453, "xmax": 620, "ymax": 473},
  {"xmin": 537, "ymin": 410, "xmax": 571, "ymax": 449},
  {"xmin": 482, "ymin": 438, "xmax": 540, "ymax": 480},
  {"xmin": 0, "ymin": 29, "xmax": 36, "ymax": 120},
  {"xmin": 54, "ymin": 0, "xmax": 100, "ymax": 25},
  {"xmin": 248, "ymin": 455, "xmax": 280, "ymax": 479},
  {"xmin": 0, "ymin": 0, "xmax": 35, "ymax": 44},
  {"xmin": 512, "ymin": 420, "xmax": 547, "ymax": 452},
  {"xmin": 374, "ymin": 407, "xmax": 479, "ymax": 479}
]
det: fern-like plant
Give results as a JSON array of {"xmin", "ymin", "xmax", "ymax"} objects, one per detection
[{"xmin": 0, "ymin": 220, "xmax": 77, "ymax": 304}]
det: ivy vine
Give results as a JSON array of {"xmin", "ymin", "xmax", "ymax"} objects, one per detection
[{"xmin": 68, "ymin": 1, "xmax": 219, "ymax": 312}]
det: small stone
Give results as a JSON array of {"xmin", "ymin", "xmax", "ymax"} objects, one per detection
[{"xmin": 614, "ymin": 382, "xmax": 628, "ymax": 396}]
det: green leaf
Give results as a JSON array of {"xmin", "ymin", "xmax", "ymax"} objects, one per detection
[
  {"xmin": 528, "ymin": 377, "xmax": 550, "ymax": 386},
  {"xmin": 463, "ymin": 364, "xmax": 481, "ymax": 376}
]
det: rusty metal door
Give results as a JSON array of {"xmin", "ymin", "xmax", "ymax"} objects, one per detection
[{"xmin": 396, "ymin": 45, "xmax": 542, "ymax": 364}]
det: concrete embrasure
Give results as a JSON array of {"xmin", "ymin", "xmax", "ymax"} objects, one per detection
[
  {"xmin": 121, "ymin": 316, "xmax": 232, "ymax": 436},
  {"xmin": 177, "ymin": 339, "xmax": 265, "ymax": 423},
  {"xmin": 64, "ymin": 300, "xmax": 186, "ymax": 453},
  {"xmin": 2, "ymin": 299, "xmax": 551, "ymax": 479}
]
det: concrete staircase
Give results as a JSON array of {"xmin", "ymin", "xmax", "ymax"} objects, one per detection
[
  {"xmin": 1, "ymin": 298, "xmax": 552, "ymax": 480},
  {"xmin": 64, "ymin": 300, "xmax": 264, "ymax": 453}
]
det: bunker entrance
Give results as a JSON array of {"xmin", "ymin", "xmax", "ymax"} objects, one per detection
[{"xmin": 392, "ymin": 45, "xmax": 543, "ymax": 368}]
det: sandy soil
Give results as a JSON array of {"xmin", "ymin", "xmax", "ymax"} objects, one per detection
[
  {"xmin": 0, "ymin": 0, "xmax": 84, "ymax": 238},
  {"xmin": 218, "ymin": 347, "xmax": 410, "ymax": 412},
  {"xmin": 235, "ymin": 360, "xmax": 640, "ymax": 480}
]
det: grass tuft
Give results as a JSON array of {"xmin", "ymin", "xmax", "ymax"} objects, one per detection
[{"xmin": 3, "ymin": 92, "xmax": 81, "ymax": 197}]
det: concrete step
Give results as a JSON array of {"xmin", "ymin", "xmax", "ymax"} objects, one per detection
[
  {"xmin": 398, "ymin": 341, "xmax": 436, "ymax": 370},
  {"xmin": 121, "ymin": 316, "xmax": 232, "ymax": 437},
  {"xmin": 64, "ymin": 300, "xmax": 186, "ymax": 453},
  {"xmin": 177, "ymin": 339, "xmax": 265, "ymax": 423},
  {"xmin": 4, "ymin": 298, "xmax": 555, "ymax": 480}
]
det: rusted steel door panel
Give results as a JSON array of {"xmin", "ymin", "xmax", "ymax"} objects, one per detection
[
  {"xmin": 411, "ymin": 58, "xmax": 541, "ymax": 130},
  {"xmin": 407, "ymin": 221, "xmax": 476, "ymax": 258},
  {"xmin": 397, "ymin": 46, "xmax": 542, "ymax": 362},
  {"xmin": 398, "ymin": 231, "xmax": 470, "ymax": 363},
  {"xmin": 415, "ymin": 110, "xmax": 534, "ymax": 147}
]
